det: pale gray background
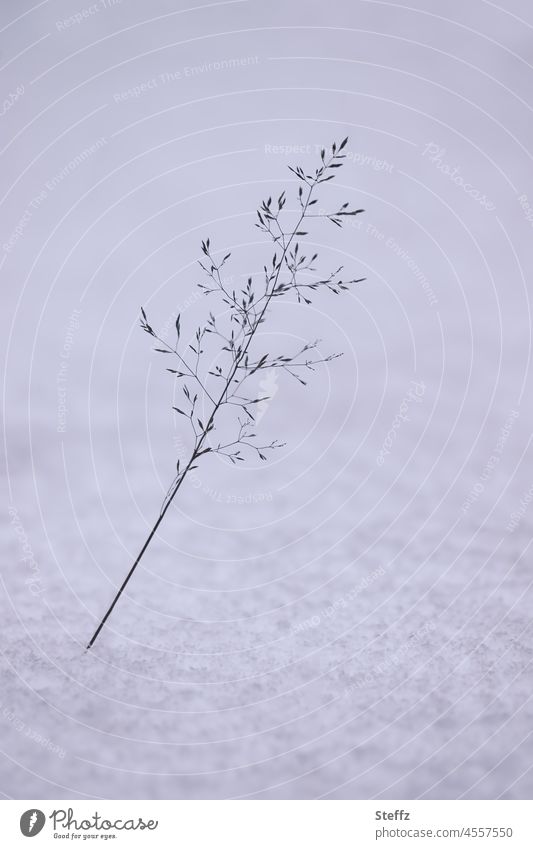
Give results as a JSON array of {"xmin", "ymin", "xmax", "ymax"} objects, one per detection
[{"xmin": 1, "ymin": 0, "xmax": 533, "ymax": 799}]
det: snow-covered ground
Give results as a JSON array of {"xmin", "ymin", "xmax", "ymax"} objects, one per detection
[{"xmin": 1, "ymin": 0, "xmax": 533, "ymax": 799}]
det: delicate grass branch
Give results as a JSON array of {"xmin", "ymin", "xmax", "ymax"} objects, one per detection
[{"xmin": 86, "ymin": 137, "xmax": 365, "ymax": 650}]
